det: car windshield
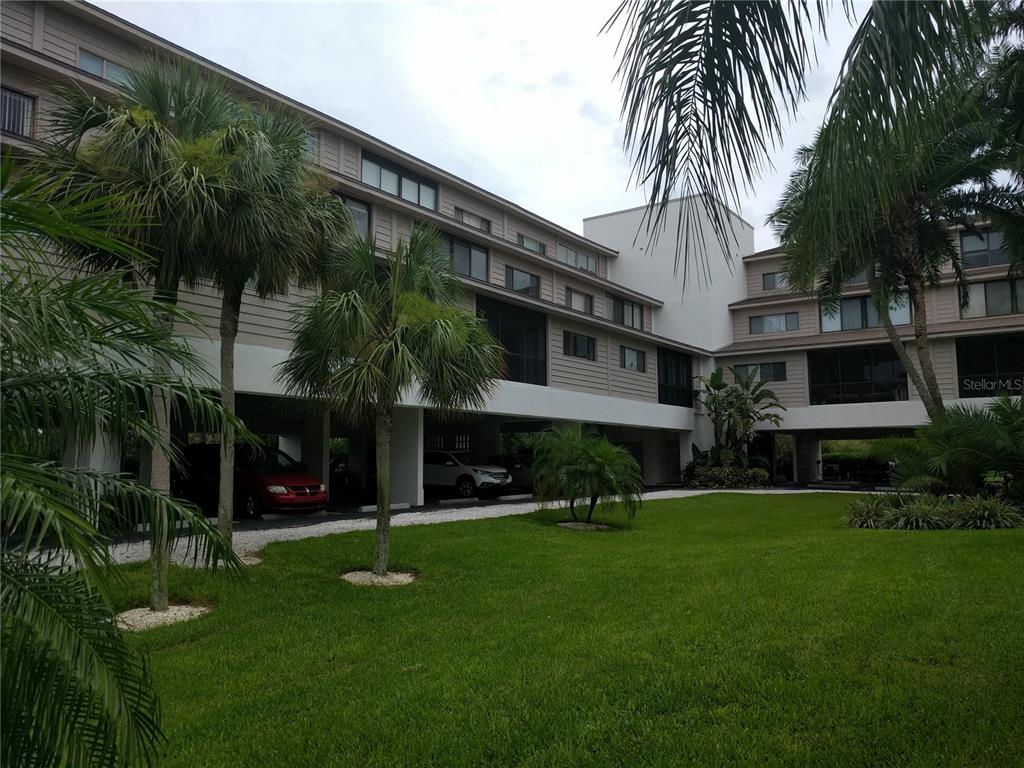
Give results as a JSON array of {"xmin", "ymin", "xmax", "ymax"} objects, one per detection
[{"xmin": 251, "ymin": 447, "xmax": 303, "ymax": 473}]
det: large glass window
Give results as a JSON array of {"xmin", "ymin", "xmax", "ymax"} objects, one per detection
[
  {"xmin": 1, "ymin": 88, "xmax": 33, "ymax": 137},
  {"xmin": 820, "ymin": 295, "xmax": 910, "ymax": 332},
  {"xmin": 962, "ymin": 279, "xmax": 1024, "ymax": 318},
  {"xmin": 750, "ymin": 312, "xmax": 799, "ymax": 334},
  {"xmin": 566, "ymin": 287, "xmax": 593, "ymax": 315},
  {"xmin": 563, "ymin": 331, "xmax": 597, "ymax": 361},
  {"xmin": 960, "ymin": 229, "xmax": 1008, "ymax": 269},
  {"xmin": 657, "ymin": 348, "xmax": 693, "ymax": 407},
  {"xmin": 440, "ymin": 232, "xmax": 488, "ymax": 281},
  {"xmin": 340, "ymin": 196, "xmax": 370, "ymax": 238},
  {"xmin": 455, "ymin": 207, "xmax": 491, "ymax": 234},
  {"xmin": 612, "ymin": 296, "xmax": 643, "ymax": 329},
  {"xmin": 557, "ymin": 243, "xmax": 598, "ymax": 273},
  {"xmin": 361, "ymin": 152, "xmax": 437, "ymax": 210},
  {"xmin": 78, "ymin": 50, "xmax": 129, "ymax": 85},
  {"xmin": 518, "ymin": 233, "xmax": 546, "ymax": 256},
  {"xmin": 956, "ymin": 334, "xmax": 1024, "ymax": 398},
  {"xmin": 808, "ymin": 345, "xmax": 908, "ymax": 405},
  {"xmin": 620, "ymin": 346, "xmax": 646, "ymax": 372},
  {"xmin": 762, "ymin": 272, "xmax": 789, "ymax": 290},
  {"xmin": 505, "ymin": 266, "xmax": 540, "ymax": 298},
  {"xmin": 734, "ymin": 362, "xmax": 786, "ymax": 383},
  {"xmin": 476, "ymin": 296, "xmax": 547, "ymax": 386}
]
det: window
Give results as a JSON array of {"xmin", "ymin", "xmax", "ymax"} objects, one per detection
[
  {"xmin": 505, "ymin": 266, "xmax": 540, "ymax": 298},
  {"xmin": 476, "ymin": 296, "xmax": 547, "ymax": 386},
  {"xmin": 566, "ymin": 287, "xmax": 593, "ymax": 315},
  {"xmin": 557, "ymin": 243, "xmax": 597, "ymax": 273},
  {"xmin": 440, "ymin": 232, "xmax": 488, "ymax": 281},
  {"xmin": 563, "ymin": 331, "xmax": 596, "ymax": 361},
  {"xmin": 78, "ymin": 50, "xmax": 129, "ymax": 84},
  {"xmin": 749, "ymin": 312, "xmax": 799, "ymax": 334},
  {"xmin": 305, "ymin": 131, "xmax": 319, "ymax": 159},
  {"xmin": 808, "ymin": 345, "xmax": 908, "ymax": 405},
  {"xmin": 734, "ymin": 362, "xmax": 787, "ymax": 383},
  {"xmin": 819, "ymin": 295, "xmax": 910, "ymax": 332},
  {"xmin": 455, "ymin": 207, "xmax": 491, "ymax": 234},
  {"xmin": 762, "ymin": 272, "xmax": 789, "ymax": 290},
  {"xmin": 620, "ymin": 346, "xmax": 646, "ymax": 372},
  {"xmin": 612, "ymin": 296, "xmax": 643, "ymax": 329},
  {"xmin": 1, "ymin": 88, "xmax": 33, "ymax": 137},
  {"xmin": 962, "ymin": 279, "xmax": 1024, "ymax": 318},
  {"xmin": 658, "ymin": 348, "xmax": 693, "ymax": 407},
  {"xmin": 340, "ymin": 197, "xmax": 370, "ymax": 238},
  {"xmin": 960, "ymin": 229, "xmax": 1009, "ymax": 269},
  {"xmin": 518, "ymin": 233, "xmax": 547, "ymax": 256},
  {"xmin": 361, "ymin": 152, "xmax": 437, "ymax": 210},
  {"xmin": 956, "ymin": 333, "xmax": 1024, "ymax": 398}
]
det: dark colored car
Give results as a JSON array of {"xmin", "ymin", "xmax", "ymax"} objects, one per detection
[{"xmin": 172, "ymin": 443, "xmax": 327, "ymax": 518}]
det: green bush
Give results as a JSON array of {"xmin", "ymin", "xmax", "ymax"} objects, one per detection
[
  {"xmin": 882, "ymin": 495, "xmax": 952, "ymax": 530},
  {"xmin": 691, "ymin": 466, "xmax": 770, "ymax": 489},
  {"xmin": 847, "ymin": 495, "xmax": 894, "ymax": 529},
  {"xmin": 949, "ymin": 496, "xmax": 1024, "ymax": 530}
]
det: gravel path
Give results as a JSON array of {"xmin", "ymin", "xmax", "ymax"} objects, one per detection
[{"xmin": 108, "ymin": 488, "xmax": 836, "ymax": 565}]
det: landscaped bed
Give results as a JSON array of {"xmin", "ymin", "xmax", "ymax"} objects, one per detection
[{"xmin": 114, "ymin": 493, "xmax": 1024, "ymax": 767}]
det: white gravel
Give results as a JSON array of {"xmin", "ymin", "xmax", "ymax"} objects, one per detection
[
  {"xmin": 116, "ymin": 604, "xmax": 210, "ymax": 631},
  {"xmin": 108, "ymin": 488, "xmax": 834, "ymax": 566},
  {"xmin": 341, "ymin": 570, "xmax": 417, "ymax": 587}
]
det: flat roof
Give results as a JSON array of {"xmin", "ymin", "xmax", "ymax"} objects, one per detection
[
  {"xmin": 583, "ymin": 194, "xmax": 755, "ymax": 232},
  {"xmin": 70, "ymin": 0, "xmax": 619, "ymax": 258}
]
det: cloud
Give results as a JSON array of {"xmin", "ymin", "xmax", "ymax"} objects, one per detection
[
  {"xmin": 578, "ymin": 100, "xmax": 612, "ymax": 127},
  {"xmin": 549, "ymin": 71, "xmax": 573, "ymax": 88}
]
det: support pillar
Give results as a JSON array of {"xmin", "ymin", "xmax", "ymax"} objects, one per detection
[
  {"xmin": 794, "ymin": 434, "xmax": 822, "ymax": 484},
  {"xmin": 301, "ymin": 406, "xmax": 330, "ymax": 484},
  {"xmin": 390, "ymin": 406, "xmax": 424, "ymax": 507},
  {"xmin": 63, "ymin": 432, "xmax": 121, "ymax": 473}
]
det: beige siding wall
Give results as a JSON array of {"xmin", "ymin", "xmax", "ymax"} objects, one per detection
[
  {"xmin": 318, "ymin": 131, "xmax": 341, "ymax": 174},
  {"xmin": 744, "ymin": 256, "xmax": 788, "ymax": 298},
  {"xmin": 438, "ymin": 185, "xmax": 506, "ymax": 240},
  {"xmin": 904, "ymin": 340, "xmax": 958, "ymax": 402},
  {"xmin": 490, "ymin": 250, "xmax": 555, "ymax": 303},
  {"xmin": 43, "ymin": 5, "xmax": 141, "ymax": 69},
  {"xmin": 547, "ymin": 317, "xmax": 610, "ymax": 396},
  {"xmin": 1, "ymin": 63, "xmax": 62, "ymax": 140},
  {"xmin": 553, "ymin": 273, "xmax": 606, "ymax": 319},
  {"xmin": 608, "ymin": 334, "xmax": 658, "ymax": 402},
  {"xmin": 724, "ymin": 351, "xmax": 809, "ymax": 409},
  {"xmin": 176, "ymin": 283, "xmax": 316, "ymax": 350},
  {"xmin": 732, "ymin": 301, "xmax": 818, "ymax": 344},
  {"xmin": 2, "ymin": 1, "xmax": 35, "ymax": 46},
  {"xmin": 373, "ymin": 205, "xmax": 393, "ymax": 251}
]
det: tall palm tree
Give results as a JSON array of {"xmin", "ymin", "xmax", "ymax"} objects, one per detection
[
  {"xmin": 771, "ymin": 92, "xmax": 1024, "ymax": 419},
  {"xmin": 44, "ymin": 58, "xmax": 238, "ymax": 610},
  {"xmin": 1, "ymin": 155, "xmax": 241, "ymax": 768},
  {"xmin": 726, "ymin": 367, "xmax": 785, "ymax": 467},
  {"xmin": 604, "ymin": 1, "xmax": 999, "ymax": 277},
  {"xmin": 204, "ymin": 107, "xmax": 352, "ymax": 544},
  {"xmin": 280, "ymin": 225, "xmax": 504, "ymax": 575},
  {"xmin": 532, "ymin": 425, "xmax": 643, "ymax": 523}
]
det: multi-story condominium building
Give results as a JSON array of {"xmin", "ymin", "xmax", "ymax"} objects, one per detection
[{"xmin": 3, "ymin": 0, "xmax": 1021, "ymax": 501}]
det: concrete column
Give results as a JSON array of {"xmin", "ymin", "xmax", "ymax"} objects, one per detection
[
  {"xmin": 348, "ymin": 431, "xmax": 369, "ymax": 491},
  {"xmin": 63, "ymin": 432, "xmax": 121, "ymax": 473},
  {"xmin": 390, "ymin": 406, "xmax": 424, "ymax": 507},
  {"xmin": 640, "ymin": 429, "xmax": 664, "ymax": 485},
  {"xmin": 477, "ymin": 419, "xmax": 502, "ymax": 458},
  {"xmin": 300, "ymin": 407, "xmax": 330, "ymax": 483},
  {"xmin": 794, "ymin": 435, "xmax": 822, "ymax": 484}
]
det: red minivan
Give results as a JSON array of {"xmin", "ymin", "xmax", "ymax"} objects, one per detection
[{"xmin": 173, "ymin": 443, "xmax": 328, "ymax": 518}]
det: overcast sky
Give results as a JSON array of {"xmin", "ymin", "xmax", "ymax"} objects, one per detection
[{"xmin": 95, "ymin": 1, "xmax": 860, "ymax": 251}]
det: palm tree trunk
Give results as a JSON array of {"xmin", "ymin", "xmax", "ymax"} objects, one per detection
[
  {"xmin": 908, "ymin": 276, "xmax": 944, "ymax": 417},
  {"xmin": 373, "ymin": 407, "xmax": 392, "ymax": 576},
  {"xmin": 217, "ymin": 284, "xmax": 244, "ymax": 545},
  {"xmin": 587, "ymin": 495, "xmax": 598, "ymax": 522},
  {"xmin": 149, "ymin": 383, "xmax": 170, "ymax": 612},
  {"xmin": 568, "ymin": 498, "xmax": 578, "ymax": 521}
]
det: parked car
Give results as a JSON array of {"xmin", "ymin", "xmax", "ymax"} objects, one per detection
[
  {"xmin": 423, "ymin": 451, "xmax": 511, "ymax": 498},
  {"xmin": 485, "ymin": 453, "xmax": 534, "ymax": 492},
  {"xmin": 172, "ymin": 443, "xmax": 328, "ymax": 518}
]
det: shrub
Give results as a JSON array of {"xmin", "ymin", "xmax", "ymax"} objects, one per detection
[
  {"xmin": 691, "ymin": 466, "xmax": 770, "ymax": 489},
  {"xmin": 847, "ymin": 494, "xmax": 896, "ymax": 528},
  {"xmin": 949, "ymin": 496, "xmax": 1024, "ymax": 530},
  {"xmin": 881, "ymin": 495, "xmax": 952, "ymax": 530}
]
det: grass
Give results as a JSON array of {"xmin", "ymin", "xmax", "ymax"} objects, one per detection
[{"xmin": 114, "ymin": 493, "xmax": 1024, "ymax": 767}]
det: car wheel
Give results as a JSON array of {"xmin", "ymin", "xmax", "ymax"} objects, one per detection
[
  {"xmin": 455, "ymin": 475, "xmax": 476, "ymax": 499},
  {"xmin": 242, "ymin": 492, "xmax": 263, "ymax": 520}
]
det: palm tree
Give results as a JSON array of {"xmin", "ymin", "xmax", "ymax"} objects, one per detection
[
  {"xmin": 532, "ymin": 425, "xmax": 643, "ymax": 523},
  {"xmin": 203, "ymin": 107, "xmax": 352, "ymax": 544},
  {"xmin": 44, "ymin": 58, "xmax": 238, "ymax": 610},
  {"xmin": 603, "ymin": 1, "xmax": 1001, "ymax": 277},
  {"xmin": 771, "ymin": 91, "xmax": 1023, "ymax": 419},
  {"xmin": 1, "ymin": 156, "xmax": 241, "ymax": 767},
  {"xmin": 280, "ymin": 225, "xmax": 504, "ymax": 575},
  {"xmin": 726, "ymin": 367, "xmax": 785, "ymax": 467}
]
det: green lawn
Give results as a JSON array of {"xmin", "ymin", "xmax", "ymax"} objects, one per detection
[{"xmin": 115, "ymin": 494, "xmax": 1024, "ymax": 767}]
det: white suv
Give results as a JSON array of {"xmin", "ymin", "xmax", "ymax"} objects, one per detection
[{"xmin": 423, "ymin": 451, "xmax": 511, "ymax": 498}]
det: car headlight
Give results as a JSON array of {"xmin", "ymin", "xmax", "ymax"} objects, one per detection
[
  {"xmin": 265, "ymin": 485, "xmax": 288, "ymax": 495},
  {"xmin": 319, "ymin": 483, "xmax": 326, "ymax": 492}
]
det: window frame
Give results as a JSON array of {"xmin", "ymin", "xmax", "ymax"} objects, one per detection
[
  {"xmin": 762, "ymin": 272, "xmax": 788, "ymax": 291},
  {"xmin": 339, "ymin": 195, "xmax": 371, "ymax": 238},
  {"xmin": 657, "ymin": 347, "xmax": 694, "ymax": 407},
  {"xmin": 808, "ymin": 345, "xmax": 909, "ymax": 405},
  {"xmin": 360, "ymin": 151, "xmax": 438, "ymax": 210},
  {"xmin": 960, "ymin": 229, "xmax": 1009, "ymax": 270},
  {"xmin": 611, "ymin": 296, "xmax": 644, "ymax": 330},
  {"xmin": 77, "ymin": 49, "xmax": 129, "ymax": 84},
  {"xmin": 505, "ymin": 266, "xmax": 541, "ymax": 298},
  {"xmin": 734, "ymin": 362, "xmax": 787, "ymax": 383},
  {"xmin": 619, "ymin": 346, "xmax": 647, "ymax": 373},
  {"xmin": 955, "ymin": 333, "xmax": 1024, "ymax": 398},
  {"xmin": 749, "ymin": 312, "xmax": 799, "ymax": 334},
  {"xmin": 962, "ymin": 278, "xmax": 1023, "ymax": 318},
  {"xmin": 454, "ymin": 207, "xmax": 492, "ymax": 234},
  {"xmin": 563, "ymin": 331, "xmax": 597, "ymax": 361},
  {"xmin": 0, "ymin": 87, "xmax": 35, "ymax": 138},
  {"xmin": 440, "ymin": 231, "xmax": 489, "ymax": 282},
  {"xmin": 819, "ymin": 295, "xmax": 910, "ymax": 332},
  {"xmin": 518, "ymin": 233, "xmax": 547, "ymax": 256},
  {"xmin": 565, "ymin": 287, "xmax": 594, "ymax": 315}
]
